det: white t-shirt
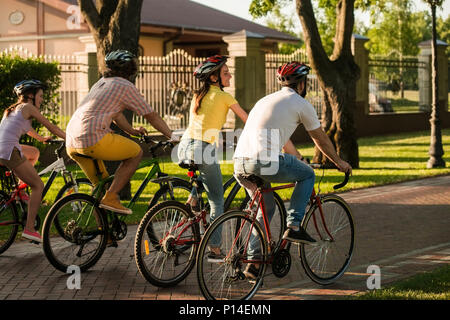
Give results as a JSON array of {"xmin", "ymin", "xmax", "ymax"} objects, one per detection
[{"xmin": 234, "ymin": 87, "xmax": 321, "ymax": 161}]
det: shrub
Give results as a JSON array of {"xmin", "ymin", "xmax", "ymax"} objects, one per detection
[{"xmin": 0, "ymin": 52, "xmax": 61, "ymax": 146}]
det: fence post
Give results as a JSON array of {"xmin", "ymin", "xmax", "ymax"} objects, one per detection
[
  {"xmin": 352, "ymin": 34, "xmax": 370, "ymax": 115},
  {"xmin": 419, "ymin": 40, "xmax": 448, "ymax": 113},
  {"xmin": 223, "ymin": 30, "xmax": 266, "ymax": 129},
  {"xmin": 74, "ymin": 51, "xmax": 99, "ymax": 103}
]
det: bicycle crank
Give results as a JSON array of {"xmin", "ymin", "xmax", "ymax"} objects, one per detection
[
  {"xmin": 272, "ymin": 249, "xmax": 291, "ymax": 278},
  {"xmin": 110, "ymin": 219, "xmax": 127, "ymax": 241}
]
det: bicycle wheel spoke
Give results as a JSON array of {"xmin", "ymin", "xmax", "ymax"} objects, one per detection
[
  {"xmin": 135, "ymin": 201, "xmax": 199, "ymax": 287},
  {"xmin": 43, "ymin": 194, "xmax": 107, "ymax": 272},
  {"xmin": 301, "ymin": 196, "xmax": 354, "ymax": 284},
  {"xmin": 197, "ymin": 211, "xmax": 266, "ymax": 300}
]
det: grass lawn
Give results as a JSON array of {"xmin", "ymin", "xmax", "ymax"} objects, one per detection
[
  {"xmin": 349, "ymin": 265, "xmax": 450, "ymax": 300},
  {"xmin": 36, "ymin": 128, "xmax": 450, "ymax": 225}
]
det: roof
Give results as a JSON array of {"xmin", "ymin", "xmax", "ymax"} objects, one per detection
[{"xmin": 60, "ymin": 0, "xmax": 298, "ymax": 42}]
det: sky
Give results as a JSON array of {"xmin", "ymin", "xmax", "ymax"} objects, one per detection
[{"xmin": 191, "ymin": 0, "xmax": 450, "ymax": 31}]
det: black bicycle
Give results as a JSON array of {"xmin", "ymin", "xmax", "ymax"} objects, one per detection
[{"xmin": 134, "ymin": 160, "xmax": 287, "ymax": 287}]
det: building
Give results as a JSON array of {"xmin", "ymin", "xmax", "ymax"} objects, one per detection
[{"xmin": 1, "ymin": 0, "xmax": 299, "ymax": 56}]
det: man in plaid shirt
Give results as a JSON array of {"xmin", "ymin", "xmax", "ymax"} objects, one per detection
[{"xmin": 66, "ymin": 50, "xmax": 178, "ymax": 215}]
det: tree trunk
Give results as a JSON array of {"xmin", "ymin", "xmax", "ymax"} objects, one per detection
[
  {"xmin": 296, "ymin": 0, "xmax": 360, "ymax": 168},
  {"xmin": 78, "ymin": 0, "xmax": 143, "ymax": 198}
]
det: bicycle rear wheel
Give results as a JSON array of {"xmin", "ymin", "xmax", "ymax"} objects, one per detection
[
  {"xmin": 196, "ymin": 210, "xmax": 267, "ymax": 300},
  {"xmin": 0, "ymin": 191, "xmax": 19, "ymax": 254},
  {"xmin": 135, "ymin": 201, "xmax": 200, "ymax": 287},
  {"xmin": 299, "ymin": 195, "xmax": 355, "ymax": 285},
  {"xmin": 42, "ymin": 193, "xmax": 108, "ymax": 272},
  {"xmin": 147, "ymin": 179, "xmax": 193, "ymax": 210}
]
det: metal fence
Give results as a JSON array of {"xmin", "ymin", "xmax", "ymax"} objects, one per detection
[
  {"xmin": 265, "ymin": 48, "xmax": 323, "ymax": 118},
  {"xmin": 368, "ymin": 55, "xmax": 426, "ymax": 113},
  {"xmin": 135, "ymin": 49, "xmax": 204, "ymax": 130}
]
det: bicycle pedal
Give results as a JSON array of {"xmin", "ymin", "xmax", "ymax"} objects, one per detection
[{"xmin": 30, "ymin": 240, "xmax": 40, "ymax": 245}]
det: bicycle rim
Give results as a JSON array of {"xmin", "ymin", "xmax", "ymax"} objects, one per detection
[
  {"xmin": 197, "ymin": 211, "xmax": 267, "ymax": 300},
  {"xmin": 300, "ymin": 195, "xmax": 355, "ymax": 285},
  {"xmin": 135, "ymin": 201, "xmax": 199, "ymax": 287},
  {"xmin": 42, "ymin": 193, "xmax": 107, "ymax": 272},
  {"xmin": 0, "ymin": 192, "xmax": 19, "ymax": 254}
]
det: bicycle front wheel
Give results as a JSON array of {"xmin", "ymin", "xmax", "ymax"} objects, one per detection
[
  {"xmin": 197, "ymin": 210, "xmax": 267, "ymax": 300},
  {"xmin": 135, "ymin": 201, "xmax": 200, "ymax": 287},
  {"xmin": 300, "ymin": 195, "xmax": 355, "ymax": 285},
  {"xmin": 42, "ymin": 193, "xmax": 108, "ymax": 272},
  {"xmin": 0, "ymin": 191, "xmax": 19, "ymax": 254}
]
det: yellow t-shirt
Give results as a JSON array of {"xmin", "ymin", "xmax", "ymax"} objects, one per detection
[{"xmin": 183, "ymin": 86, "xmax": 238, "ymax": 145}]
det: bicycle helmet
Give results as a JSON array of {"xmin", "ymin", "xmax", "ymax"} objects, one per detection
[
  {"xmin": 277, "ymin": 61, "xmax": 310, "ymax": 86},
  {"xmin": 105, "ymin": 50, "xmax": 136, "ymax": 70},
  {"xmin": 193, "ymin": 55, "xmax": 228, "ymax": 82},
  {"xmin": 13, "ymin": 79, "xmax": 47, "ymax": 97}
]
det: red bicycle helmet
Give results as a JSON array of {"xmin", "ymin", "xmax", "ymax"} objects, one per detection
[
  {"xmin": 277, "ymin": 61, "xmax": 310, "ymax": 85},
  {"xmin": 193, "ymin": 55, "xmax": 228, "ymax": 81}
]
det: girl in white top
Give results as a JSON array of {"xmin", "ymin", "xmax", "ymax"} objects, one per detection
[{"xmin": 0, "ymin": 80, "xmax": 65, "ymax": 243}]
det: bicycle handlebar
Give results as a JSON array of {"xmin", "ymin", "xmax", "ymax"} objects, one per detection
[
  {"xmin": 139, "ymin": 135, "xmax": 174, "ymax": 156},
  {"xmin": 309, "ymin": 162, "xmax": 350, "ymax": 190}
]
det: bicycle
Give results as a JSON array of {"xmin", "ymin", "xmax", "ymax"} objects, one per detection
[
  {"xmin": 134, "ymin": 160, "xmax": 287, "ymax": 287},
  {"xmin": 41, "ymin": 136, "xmax": 192, "ymax": 273},
  {"xmin": 0, "ymin": 140, "xmax": 93, "ymax": 254},
  {"xmin": 196, "ymin": 166, "xmax": 354, "ymax": 300}
]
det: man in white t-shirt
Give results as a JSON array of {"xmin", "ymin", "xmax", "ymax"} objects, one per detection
[{"xmin": 234, "ymin": 61, "xmax": 352, "ymax": 279}]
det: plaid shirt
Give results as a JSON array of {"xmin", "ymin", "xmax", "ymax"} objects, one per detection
[{"xmin": 66, "ymin": 77, "xmax": 153, "ymax": 148}]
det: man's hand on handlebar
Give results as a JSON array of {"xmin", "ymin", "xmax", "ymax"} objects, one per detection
[{"xmin": 336, "ymin": 159, "xmax": 352, "ymax": 176}]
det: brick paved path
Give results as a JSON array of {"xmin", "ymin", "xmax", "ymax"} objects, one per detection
[{"xmin": 0, "ymin": 175, "xmax": 449, "ymax": 300}]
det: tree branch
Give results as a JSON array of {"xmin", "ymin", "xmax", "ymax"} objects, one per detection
[
  {"xmin": 333, "ymin": 0, "xmax": 355, "ymax": 59},
  {"xmin": 77, "ymin": 0, "xmax": 101, "ymax": 31},
  {"xmin": 296, "ymin": 0, "xmax": 332, "ymax": 80}
]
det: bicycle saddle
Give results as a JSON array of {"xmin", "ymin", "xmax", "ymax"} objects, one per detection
[
  {"xmin": 236, "ymin": 173, "xmax": 266, "ymax": 188},
  {"xmin": 178, "ymin": 160, "xmax": 198, "ymax": 172}
]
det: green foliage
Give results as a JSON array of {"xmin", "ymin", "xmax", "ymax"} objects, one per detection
[
  {"xmin": 264, "ymin": 2, "xmax": 304, "ymax": 53},
  {"xmin": 0, "ymin": 53, "xmax": 61, "ymax": 146},
  {"xmin": 437, "ymin": 15, "xmax": 450, "ymax": 57}
]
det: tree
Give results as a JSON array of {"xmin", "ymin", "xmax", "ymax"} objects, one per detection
[
  {"xmin": 77, "ymin": 0, "xmax": 143, "ymax": 73},
  {"xmin": 77, "ymin": 0, "xmax": 144, "ymax": 198},
  {"xmin": 251, "ymin": 0, "xmax": 360, "ymax": 168}
]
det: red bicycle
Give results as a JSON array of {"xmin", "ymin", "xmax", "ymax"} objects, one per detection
[{"xmin": 196, "ymin": 166, "xmax": 354, "ymax": 300}]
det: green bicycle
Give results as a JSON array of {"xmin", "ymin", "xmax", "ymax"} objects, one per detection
[{"xmin": 41, "ymin": 136, "xmax": 191, "ymax": 272}]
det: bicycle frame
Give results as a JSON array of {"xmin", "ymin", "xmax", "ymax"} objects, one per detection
[{"xmin": 235, "ymin": 182, "xmax": 334, "ymax": 265}]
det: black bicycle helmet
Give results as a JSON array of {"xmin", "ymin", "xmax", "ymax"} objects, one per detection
[
  {"xmin": 105, "ymin": 50, "xmax": 136, "ymax": 70},
  {"xmin": 277, "ymin": 61, "xmax": 310, "ymax": 86},
  {"xmin": 13, "ymin": 79, "xmax": 47, "ymax": 97},
  {"xmin": 193, "ymin": 55, "xmax": 228, "ymax": 82}
]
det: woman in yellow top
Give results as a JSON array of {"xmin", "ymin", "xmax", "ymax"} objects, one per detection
[{"xmin": 178, "ymin": 55, "xmax": 247, "ymax": 261}]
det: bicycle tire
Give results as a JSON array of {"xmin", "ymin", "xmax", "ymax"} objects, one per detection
[
  {"xmin": 42, "ymin": 193, "xmax": 108, "ymax": 273},
  {"xmin": 135, "ymin": 200, "xmax": 200, "ymax": 287},
  {"xmin": 0, "ymin": 191, "xmax": 19, "ymax": 254},
  {"xmin": 196, "ymin": 210, "xmax": 267, "ymax": 300},
  {"xmin": 147, "ymin": 178, "xmax": 195, "ymax": 209},
  {"xmin": 299, "ymin": 194, "xmax": 355, "ymax": 285}
]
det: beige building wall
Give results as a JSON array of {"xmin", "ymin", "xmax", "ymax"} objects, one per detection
[
  {"xmin": 139, "ymin": 36, "xmax": 164, "ymax": 56},
  {"xmin": 2, "ymin": 0, "xmax": 37, "ymax": 36}
]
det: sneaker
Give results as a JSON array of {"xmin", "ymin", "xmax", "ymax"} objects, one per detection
[
  {"xmin": 207, "ymin": 251, "xmax": 225, "ymax": 263},
  {"xmin": 22, "ymin": 229, "xmax": 42, "ymax": 243},
  {"xmin": 99, "ymin": 192, "xmax": 132, "ymax": 215},
  {"xmin": 282, "ymin": 227, "xmax": 316, "ymax": 244},
  {"xmin": 243, "ymin": 263, "xmax": 260, "ymax": 280}
]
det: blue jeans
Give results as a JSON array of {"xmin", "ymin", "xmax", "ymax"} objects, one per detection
[
  {"xmin": 234, "ymin": 154, "xmax": 315, "ymax": 258},
  {"xmin": 177, "ymin": 138, "xmax": 224, "ymax": 247}
]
